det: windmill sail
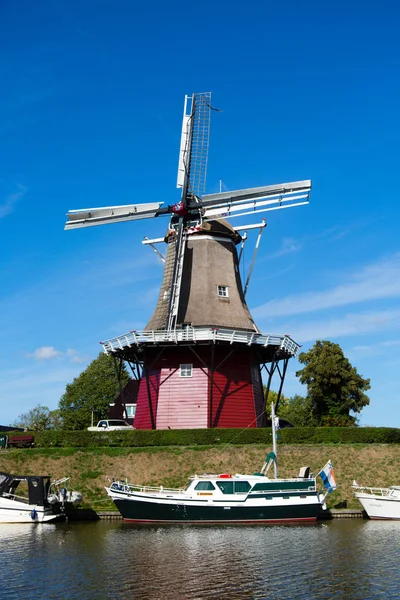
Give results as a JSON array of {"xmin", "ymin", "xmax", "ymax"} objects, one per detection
[
  {"xmin": 177, "ymin": 92, "xmax": 211, "ymax": 198},
  {"xmin": 201, "ymin": 180, "xmax": 311, "ymax": 220},
  {"xmin": 65, "ymin": 202, "xmax": 163, "ymax": 230}
]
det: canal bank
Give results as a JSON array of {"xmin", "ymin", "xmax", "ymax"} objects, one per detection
[{"xmin": 1, "ymin": 443, "xmax": 399, "ymax": 512}]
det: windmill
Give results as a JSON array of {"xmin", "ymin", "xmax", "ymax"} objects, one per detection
[{"xmin": 65, "ymin": 92, "xmax": 311, "ymax": 429}]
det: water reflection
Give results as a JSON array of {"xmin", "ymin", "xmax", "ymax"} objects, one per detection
[{"xmin": 0, "ymin": 520, "xmax": 399, "ymax": 599}]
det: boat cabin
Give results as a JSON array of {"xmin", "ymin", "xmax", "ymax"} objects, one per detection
[
  {"xmin": 0, "ymin": 472, "xmax": 52, "ymax": 507},
  {"xmin": 183, "ymin": 473, "xmax": 317, "ymax": 498}
]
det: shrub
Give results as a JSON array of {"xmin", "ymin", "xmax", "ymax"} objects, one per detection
[{"xmin": 29, "ymin": 427, "xmax": 400, "ymax": 448}]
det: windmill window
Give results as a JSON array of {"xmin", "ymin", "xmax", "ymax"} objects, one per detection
[
  {"xmin": 217, "ymin": 285, "xmax": 229, "ymax": 298},
  {"xmin": 180, "ymin": 364, "xmax": 193, "ymax": 378},
  {"xmin": 163, "ymin": 290, "xmax": 170, "ymax": 301}
]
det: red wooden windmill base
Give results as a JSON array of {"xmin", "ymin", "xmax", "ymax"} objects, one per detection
[{"xmin": 104, "ymin": 329, "xmax": 296, "ymax": 430}]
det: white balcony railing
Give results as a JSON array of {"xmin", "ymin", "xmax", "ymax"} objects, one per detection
[{"xmin": 101, "ymin": 327, "xmax": 300, "ymax": 357}]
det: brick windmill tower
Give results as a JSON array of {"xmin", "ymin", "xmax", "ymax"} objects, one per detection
[{"xmin": 65, "ymin": 93, "xmax": 311, "ymax": 429}]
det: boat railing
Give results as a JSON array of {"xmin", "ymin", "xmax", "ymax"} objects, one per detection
[
  {"xmin": 353, "ymin": 485, "xmax": 390, "ymax": 496},
  {"xmin": 109, "ymin": 482, "xmax": 186, "ymax": 495},
  {"xmin": 3, "ymin": 492, "xmax": 30, "ymax": 504}
]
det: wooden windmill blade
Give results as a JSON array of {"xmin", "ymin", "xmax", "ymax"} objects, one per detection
[
  {"xmin": 166, "ymin": 93, "xmax": 212, "ymax": 331},
  {"xmin": 177, "ymin": 92, "xmax": 212, "ymax": 199},
  {"xmin": 64, "ymin": 201, "xmax": 164, "ymax": 230},
  {"xmin": 199, "ymin": 180, "xmax": 311, "ymax": 220}
]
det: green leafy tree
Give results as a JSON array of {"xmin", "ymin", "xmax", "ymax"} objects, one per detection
[
  {"xmin": 277, "ymin": 394, "xmax": 318, "ymax": 427},
  {"xmin": 296, "ymin": 340, "xmax": 370, "ymax": 426},
  {"xmin": 58, "ymin": 352, "xmax": 130, "ymax": 430},
  {"xmin": 13, "ymin": 404, "xmax": 55, "ymax": 431}
]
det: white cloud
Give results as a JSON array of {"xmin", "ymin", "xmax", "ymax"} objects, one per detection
[
  {"xmin": 253, "ymin": 253, "xmax": 400, "ymax": 318},
  {"xmin": 280, "ymin": 309, "xmax": 400, "ymax": 343},
  {"xmin": 27, "ymin": 346, "xmax": 62, "ymax": 360},
  {"xmin": 66, "ymin": 348, "xmax": 90, "ymax": 364},
  {"xmin": 0, "ymin": 184, "xmax": 27, "ymax": 218},
  {"xmin": 268, "ymin": 237, "xmax": 303, "ymax": 259},
  {"xmin": 27, "ymin": 346, "xmax": 89, "ymax": 363}
]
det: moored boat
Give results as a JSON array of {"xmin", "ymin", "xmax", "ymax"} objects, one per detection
[
  {"xmin": 0, "ymin": 472, "xmax": 65, "ymax": 523},
  {"xmin": 47, "ymin": 477, "xmax": 83, "ymax": 509},
  {"xmin": 352, "ymin": 481, "xmax": 400, "ymax": 519},
  {"xmin": 106, "ymin": 405, "xmax": 337, "ymax": 524}
]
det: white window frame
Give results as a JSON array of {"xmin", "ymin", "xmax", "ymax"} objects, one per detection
[
  {"xmin": 179, "ymin": 364, "xmax": 193, "ymax": 378},
  {"xmin": 125, "ymin": 405, "xmax": 136, "ymax": 418},
  {"xmin": 217, "ymin": 285, "xmax": 229, "ymax": 298}
]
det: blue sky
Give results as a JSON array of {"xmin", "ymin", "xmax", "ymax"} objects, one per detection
[{"xmin": 1, "ymin": 0, "xmax": 399, "ymax": 426}]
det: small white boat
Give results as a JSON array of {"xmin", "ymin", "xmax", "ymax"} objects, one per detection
[
  {"xmin": 47, "ymin": 477, "xmax": 83, "ymax": 509},
  {"xmin": 0, "ymin": 472, "xmax": 64, "ymax": 523},
  {"xmin": 352, "ymin": 481, "xmax": 400, "ymax": 519}
]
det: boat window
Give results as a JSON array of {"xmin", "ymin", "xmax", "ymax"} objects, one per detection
[
  {"xmin": 194, "ymin": 481, "xmax": 216, "ymax": 491},
  {"xmin": 216, "ymin": 481, "xmax": 234, "ymax": 494},
  {"xmin": 234, "ymin": 481, "xmax": 251, "ymax": 493}
]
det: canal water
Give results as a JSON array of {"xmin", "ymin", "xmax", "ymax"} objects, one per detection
[{"xmin": 1, "ymin": 519, "xmax": 399, "ymax": 599}]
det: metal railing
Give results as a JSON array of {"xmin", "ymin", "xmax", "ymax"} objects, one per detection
[
  {"xmin": 109, "ymin": 482, "xmax": 187, "ymax": 496},
  {"xmin": 101, "ymin": 327, "xmax": 300, "ymax": 356},
  {"xmin": 353, "ymin": 485, "xmax": 394, "ymax": 497}
]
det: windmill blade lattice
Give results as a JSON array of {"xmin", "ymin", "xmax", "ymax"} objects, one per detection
[{"xmin": 177, "ymin": 92, "xmax": 211, "ymax": 199}]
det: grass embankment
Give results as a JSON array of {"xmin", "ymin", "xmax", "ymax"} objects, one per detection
[{"xmin": 1, "ymin": 444, "xmax": 399, "ymax": 511}]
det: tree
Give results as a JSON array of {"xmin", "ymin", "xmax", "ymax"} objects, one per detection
[
  {"xmin": 296, "ymin": 340, "xmax": 370, "ymax": 426},
  {"xmin": 58, "ymin": 352, "xmax": 131, "ymax": 430},
  {"xmin": 277, "ymin": 394, "xmax": 318, "ymax": 427},
  {"xmin": 13, "ymin": 404, "xmax": 56, "ymax": 431}
]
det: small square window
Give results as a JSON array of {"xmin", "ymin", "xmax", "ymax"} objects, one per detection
[
  {"xmin": 126, "ymin": 405, "xmax": 136, "ymax": 418},
  {"xmin": 217, "ymin": 285, "xmax": 229, "ymax": 298},
  {"xmin": 180, "ymin": 364, "xmax": 193, "ymax": 377}
]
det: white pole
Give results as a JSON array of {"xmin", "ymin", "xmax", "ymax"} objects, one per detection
[{"xmin": 271, "ymin": 403, "xmax": 278, "ymax": 478}]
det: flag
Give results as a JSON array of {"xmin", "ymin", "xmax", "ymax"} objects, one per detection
[{"xmin": 318, "ymin": 460, "xmax": 337, "ymax": 493}]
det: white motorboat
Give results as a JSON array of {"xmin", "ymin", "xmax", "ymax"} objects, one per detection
[
  {"xmin": 0, "ymin": 472, "xmax": 64, "ymax": 523},
  {"xmin": 47, "ymin": 477, "xmax": 83, "ymax": 509},
  {"xmin": 352, "ymin": 481, "xmax": 400, "ymax": 519}
]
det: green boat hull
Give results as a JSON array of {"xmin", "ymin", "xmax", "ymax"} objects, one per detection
[{"xmin": 113, "ymin": 496, "xmax": 322, "ymax": 523}]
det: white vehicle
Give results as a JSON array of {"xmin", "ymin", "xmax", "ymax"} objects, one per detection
[{"xmin": 87, "ymin": 419, "xmax": 134, "ymax": 432}]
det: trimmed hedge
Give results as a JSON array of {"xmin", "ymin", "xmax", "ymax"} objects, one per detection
[{"xmin": 14, "ymin": 426, "xmax": 400, "ymax": 448}]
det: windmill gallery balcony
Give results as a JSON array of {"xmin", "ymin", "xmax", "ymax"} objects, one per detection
[{"xmin": 101, "ymin": 327, "xmax": 300, "ymax": 362}]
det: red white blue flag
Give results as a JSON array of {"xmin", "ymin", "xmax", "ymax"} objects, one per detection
[{"xmin": 318, "ymin": 460, "xmax": 337, "ymax": 493}]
